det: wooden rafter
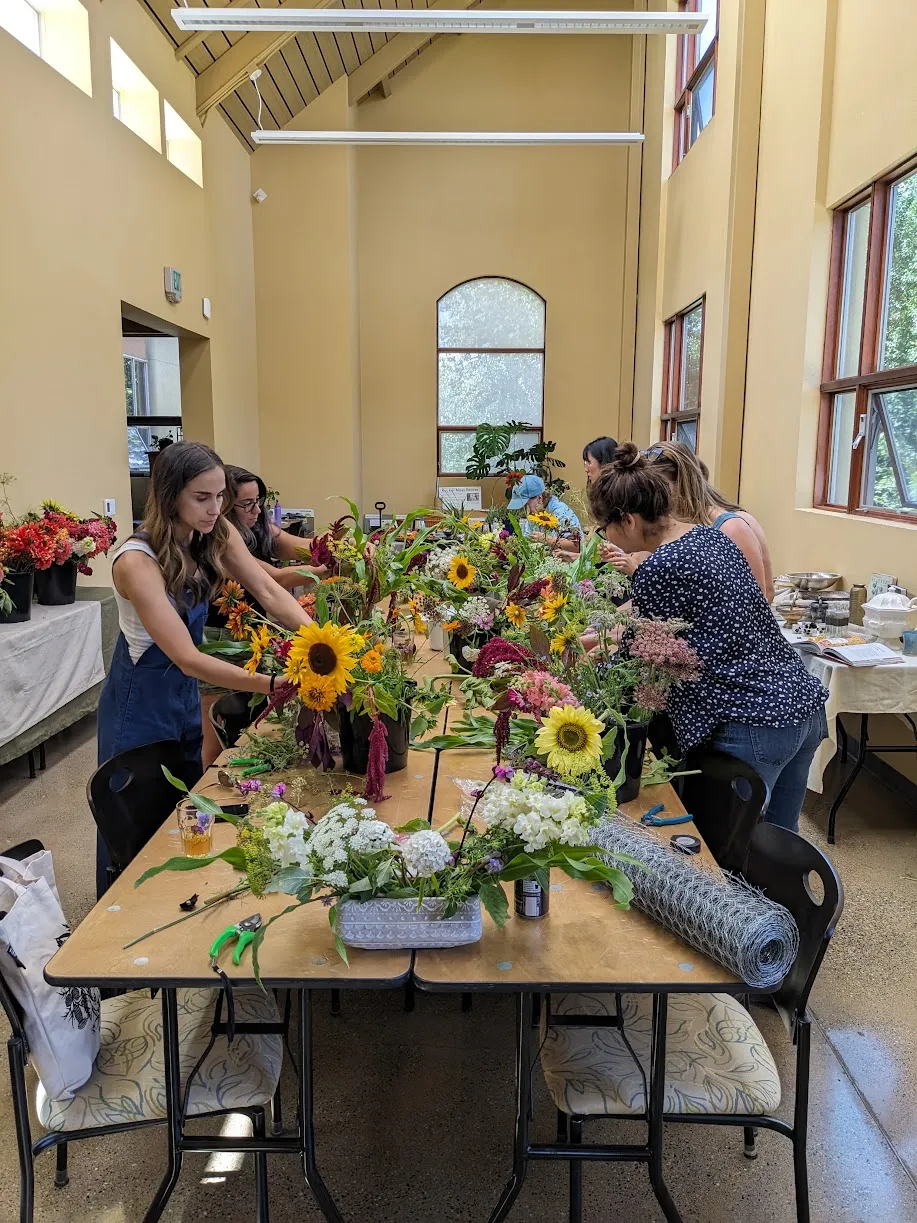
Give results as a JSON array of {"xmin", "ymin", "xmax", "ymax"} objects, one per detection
[
  {"xmin": 176, "ymin": 0, "xmax": 255, "ymax": 63},
  {"xmin": 347, "ymin": 0, "xmax": 477, "ymax": 106},
  {"xmin": 194, "ymin": 0, "xmax": 339, "ymax": 119}
]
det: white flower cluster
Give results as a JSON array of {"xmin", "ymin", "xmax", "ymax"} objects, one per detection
[
  {"xmin": 475, "ymin": 775, "xmax": 594, "ymax": 855},
  {"xmin": 434, "ymin": 601, "xmax": 458, "ymax": 623},
  {"xmin": 457, "ymin": 596, "xmax": 491, "ymax": 625},
  {"xmin": 424, "ymin": 546, "xmax": 459, "ymax": 579},
  {"xmin": 262, "ymin": 801, "xmax": 312, "ymax": 870},
  {"xmin": 400, "ymin": 829, "xmax": 453, "ymax": 879},
  {"xmin": 72, "ymin": 537, "xmax": 96, "ymax": 557},
  {"xmin": 350, "ymin": 819, "xmax": 396, "ymax": 855},
  {"xmin": 262, "ymin": 796, "xmax": 380, "ymax": 879}
]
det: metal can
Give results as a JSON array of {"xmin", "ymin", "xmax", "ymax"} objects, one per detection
[{"xmin": 514, "ymin": 877, "xmax": 549, "ymax": 920}]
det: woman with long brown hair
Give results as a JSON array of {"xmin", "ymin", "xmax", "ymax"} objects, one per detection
[{"xmin": 96, "ymin": 442, "xmax": 311, "ymax": 893}]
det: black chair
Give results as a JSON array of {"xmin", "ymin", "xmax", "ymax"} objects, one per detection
[
  {"xmin": 541, "ymin": 823, "xmax": 843, "ymax": 1223},
  {"xmin": 209, "ymin": 692, "xmax": 266, "ymax": 751},
  {"xmin": 87, "ymin": 740, "xmax": 194, "ymax": 891},
  {"xmin": 680, "ymin": 748, "xmax": 769, "ymax": 874}
]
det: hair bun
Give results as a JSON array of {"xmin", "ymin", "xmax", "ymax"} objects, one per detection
[{"xmin": 612, "ymin": 441, "xmax": 644, "ymax": 471}]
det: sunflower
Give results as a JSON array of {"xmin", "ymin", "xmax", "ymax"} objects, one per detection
[
  {"xmin": 539, "ymin": 593, "xmax": 568, "ymax": 623},
  {"xmin": 244, "ymin": 624, "xmax": 273, "ymax": 675},
  {"xmin": 225, "ymin": 600, "xmax": 254, "ymax": 640},
  {"xmin": 284, "ymin": 622, "xmax": 358, "ymax": 694},
  {"xmin": 298, "ymin": 674, "xmax": 338, "ymax": 713},
  {"xmin": 505, "ymin": 602, "xmax": 527, "ymax": 628},
  {"xmin": 361, "ymin": 647, "xmax": 384, "ymax": 674},
  {"xmin": 535, "ymin": 705, "xmax": 605, "ymax": 776},
  {"xmin": 550, "ymin": 631, "xmax": 573, "ymax": 656},
  {"xmin": 447, "ymin": 555, "xmax": 477, "ymax": 590},
  {"xmin": 527, "ymin": 510, "xmax": 559, "ymax": 530}
]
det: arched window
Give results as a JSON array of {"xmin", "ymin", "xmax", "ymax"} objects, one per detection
[{"xmin": 437, "ymin": 277, "xmax": 545, "ymax": 477}]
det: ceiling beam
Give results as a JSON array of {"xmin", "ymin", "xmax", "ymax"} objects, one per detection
[
  {"xmin": 194, "ymin": 0, "xmax": 338, "ymax": 119},
  {"xmin": 347, "ymin": 0, "xmax": 478, "ymax": 106},
  {"xmin": 176, "ymin": 0, "xmax": 254, "ymax": 63}
]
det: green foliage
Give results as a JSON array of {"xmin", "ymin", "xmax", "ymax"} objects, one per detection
[
  {"xmin": 464, "ymin": 422, "xmax": 569, "ymax": 496},
  {"xmin": 133, "ymin": 845, "xmax": 246, "ymax": 887}
]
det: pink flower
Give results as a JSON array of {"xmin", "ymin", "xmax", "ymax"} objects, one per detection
[
  {"xmin": 513, "ymin": 670, "xmax": 580, "ymax": 717},
  {"xmin": 633, "ymin": 680, "xmax": 669, "ymax": 713}
]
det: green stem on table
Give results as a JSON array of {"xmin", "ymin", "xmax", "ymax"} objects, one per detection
[{"xmin": 121, "ymin": 882, "xmax": 250, "ymax": 950}]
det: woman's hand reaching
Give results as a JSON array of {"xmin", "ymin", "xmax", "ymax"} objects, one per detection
[{"xmin": 598, "ymin": 542, "xmax": 648, "ymax": 576}]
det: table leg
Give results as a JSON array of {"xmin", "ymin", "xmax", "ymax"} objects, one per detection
[
  {"xmin": 828, "ymin": 714, "xmax": 868, "ymax": 844},
  {"xmin": 647, "ymin": 995, "xmax": 683, "ymax": 1223},
  {"xmin": 486, "ymin": 991, "xmax": 532, "ymax": 1223},
  {"xmin": 144, "ymin": 989, "xmax": 184, "ymax": 1223},
  {"xmin": 299, "ymin": 989, "xmax": 344, "ymax": 1223}
]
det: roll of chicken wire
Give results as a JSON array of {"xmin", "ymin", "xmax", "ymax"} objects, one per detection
[{"xmin": 593, "ymin": 816, "xmax": 799, "ymax": 990}]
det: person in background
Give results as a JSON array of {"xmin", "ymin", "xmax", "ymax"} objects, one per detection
[
  {"xmin": 96, "ymin": 442, "xmax": 312, "ymax": 896},
  {"xmin": 507, "ymin": 473, "xmax": 581, "ymax": 536},
  {"xmin": 582, "ymin": 435, "xmax": 619, "ymax": 484},
  {"xmin": 600, "ymin": 441, "xmax": 772, "ymax": 599},
  {"xmin": 225, "ymin": 466, "xmax": 326, "ymax": 590},
  {"xmin": 588, "ymin": 444, "xmax": 826, "ymax": 833}
]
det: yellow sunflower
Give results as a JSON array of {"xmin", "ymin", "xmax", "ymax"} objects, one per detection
[
  {"xmin": 298, "ymin": 674, "xmax": 338, "ymax": 713},
  {"xmin": 505, "ymin": 602, "xmax": 527, "ymax": 628},
  {"xmin": 447, "ymin": 555, "xmax": 477, "ymax": 590},
  {"xmin": 535, "ymin": 706, "xmax": 605, "ymax": 776},
  {"xmin": 539, "ymin": 593, "xmax": 568, "ymax": 623},
  {"xmin": 360, "ymin": 647, "xmax": 384, "ymax": 674},
  {"xmin": 527, "ymin": 510, "xmax": 559, "ymax": 530},
  {"xmin": 284, "ymin": 622, "xmax": 358, "ymax": 694},
  {"xmin": 244, "ymin": 624, "xmax": 273, "ymax": 675},
  {"xmin": 549, "ymin": 631, "xmax": 572, "ymax": 656}
]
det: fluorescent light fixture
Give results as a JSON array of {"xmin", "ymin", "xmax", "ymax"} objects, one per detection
[
  {"xmin": 251, "ymin": 130, "xmax": 645, "ymax": 147},
  {"xmin": 172, "ymin": 8, "xmax": 707, "ymax": 36}
]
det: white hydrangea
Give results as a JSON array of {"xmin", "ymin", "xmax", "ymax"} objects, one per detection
[
  {"xmin": 425, "ymin": 547, "xmax": 459, "ymax": 579},
  {"xmin": 349, "ymin": 820, "xmax": 395, "ymax": 854},
  {"xmin": 475, "ymin": 775, "xmax": 593, "ymax": 852},
  {"xmin": 322, "ymin": 871, "xmax": 349, "ymax": 889},
  {"xmin": 400, "ymin": 830, "xmax": 453, "ymax": 879}
]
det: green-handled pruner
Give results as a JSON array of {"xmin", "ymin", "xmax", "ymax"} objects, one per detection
[{"xmin": 209, "ymin": 913, "xmax": 262, "ymax": 971}]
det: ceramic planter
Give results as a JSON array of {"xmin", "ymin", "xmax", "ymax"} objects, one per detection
[
  {"xmin": 0, "ymin": 571, "xmax": 34, "ymax": 624},
  {"xmin": 34, "ymin": 560, "xmax": 78, "ymax": 606},
  {"xmin": 337, "ymin": 896, "xmax": 483, "ymax": 950}
]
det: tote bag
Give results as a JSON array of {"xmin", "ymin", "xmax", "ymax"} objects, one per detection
[{"xmin": 0, "ymin": 853, "xmax": 100, "ymax": 1100}]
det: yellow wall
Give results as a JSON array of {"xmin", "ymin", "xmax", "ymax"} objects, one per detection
[
  {"xmin": 252, "ymin": 8, "xmax": 638, "ymax": 516},
  {"xmin": 0, "ymin": 0, "xmax": 259, "ymax": 578}
]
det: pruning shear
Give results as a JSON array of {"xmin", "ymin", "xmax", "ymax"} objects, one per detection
[
  {"xmin": 640, "ymin": 804, "xmax": 692, "ymax": 828},
  {"xmin": 209, "ymin": 914, "xmax": 262, "ymax": 971}
]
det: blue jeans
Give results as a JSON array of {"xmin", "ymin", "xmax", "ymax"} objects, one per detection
[{"xmin": 707, "ymin": 705, "xmax": 828, "ymax": 833}]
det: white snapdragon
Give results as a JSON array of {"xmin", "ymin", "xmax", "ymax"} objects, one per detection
[
  {"xmin": 474, "ymin": 775, "xmax": 594, "ymax": 852},
  {"xmin": 400, "ymin": 830, "xmax": 453, "ymax": 879},
  {"xmin": 349, "ymin": 820, "xmax": 395, "ymax": 854}
]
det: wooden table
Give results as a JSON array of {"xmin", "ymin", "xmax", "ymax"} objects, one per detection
[
  {"xmin": 46, "ymin": 657, "xmax": 739, "ymax": 1223},
  {"xmin": 419, "ymin": 749, "xmax": 740, "ymax": 1223}
]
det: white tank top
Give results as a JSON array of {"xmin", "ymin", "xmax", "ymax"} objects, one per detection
[{"xmin": 111, "ymin": 538, "xmax": 178, "ymax": 663}]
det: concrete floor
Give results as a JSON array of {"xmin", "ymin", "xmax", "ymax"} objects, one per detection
[{"xmin": 1, "ymin": 715, "xmax": 916, "ymax": 1222}]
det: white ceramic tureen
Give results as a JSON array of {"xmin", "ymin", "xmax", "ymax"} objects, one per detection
[{"xmin": 861, "ymin": 587, "xmax": 917, "ymax": 641}]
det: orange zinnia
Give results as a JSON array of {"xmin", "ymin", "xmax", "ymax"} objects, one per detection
[{"xmin": 225, "ymin": 601, "xmax": 253, "ymax": 639}]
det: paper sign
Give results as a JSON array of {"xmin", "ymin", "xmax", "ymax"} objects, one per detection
[{"xmin": 437, "ymin": 486, "xmax": 482, "ymax": 511}]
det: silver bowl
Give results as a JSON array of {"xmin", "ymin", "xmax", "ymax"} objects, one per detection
[{"xmin": 784, "ymin": 571, "xmax": 842, "ymax": 592}]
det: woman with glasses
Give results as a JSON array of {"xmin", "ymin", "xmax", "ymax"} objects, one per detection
[
  {"xmin": 225, "ymin": 466, "xmax": 326, "ymax": 589},
  {"xmin": 588, "ymin": 444, "xmax": 826, "ymax": 833}
]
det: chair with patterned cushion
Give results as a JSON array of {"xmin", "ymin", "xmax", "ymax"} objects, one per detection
[
  {"xmin": 539, "ymin": 824, "xmax": 843, "ymax": 1223},
  {"xmin": 0, "ymin": 844, "xmax": 283, "ymax": 1223}
]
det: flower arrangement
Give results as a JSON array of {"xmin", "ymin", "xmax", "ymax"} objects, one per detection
[
  {"xmin": 38, "ymin": 501, "xmax": 117, "ymax": 575},
  {"xmin": 136, "ymin": 767, "xmax": 634, "ymax": 973},
  {"xmin": 0, "ymin": 484, "xmax": 116, "ymax": 576}
]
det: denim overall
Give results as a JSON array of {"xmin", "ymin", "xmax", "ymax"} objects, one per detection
[{"xmin": 95, "ymin": 591, "xmax": 207, "ymax": 896}]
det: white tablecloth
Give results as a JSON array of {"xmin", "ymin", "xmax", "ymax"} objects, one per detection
[
  {"xmin": 799, "ymin": 652, "xmax": 917, "ymax": 791},
  {"xmin": 0, "ymin": 601, "xmax": 104, "ymax": 748}
]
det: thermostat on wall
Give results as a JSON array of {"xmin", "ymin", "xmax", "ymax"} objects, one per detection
[
  {"xmin": 202, "ymin": 297, "xmax": 212, "ymax": 320},
  {"xmin": 164, "ymin": 267, "xmax": 182, "ymax": 305}
]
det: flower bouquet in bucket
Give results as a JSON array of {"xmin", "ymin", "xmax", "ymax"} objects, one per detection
[{"xmin": 134, "ymin": 768, "xmax": 633, "ymax": 973}]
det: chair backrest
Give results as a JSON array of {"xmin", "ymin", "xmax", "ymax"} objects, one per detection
[
  {"xmin": 210, "ymin": 691, "xmax": 264, "ymax": 750},
  {"xmin": 0, "ymin": 840, "xmax": 47, "ymax": 1040},
  {"xmin": 87, "ymin": 740, "xmax": 190, "ymax": 875},
  {"xmin": 681, "ymin": 748, "xmax": 768, "ymax": 874},
  {"xmin": 744, "ymin": 822, "xmax": 844, "ymax": 1035}
]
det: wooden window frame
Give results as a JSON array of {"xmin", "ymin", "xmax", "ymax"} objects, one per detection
[
  {"xmin": 436, "ymin": 277, "xmax": 546, "ymax": 478},
  {"xmin": 815, "ymin": 154, "xmax": 917, "ymax": 522},
  {"xmin": 660, "ymin": 297, "xmax": 705, "ymax": 450},
  {"xmin": 672, "ymin": 0, "xmax": 718, "ymax": 169}
]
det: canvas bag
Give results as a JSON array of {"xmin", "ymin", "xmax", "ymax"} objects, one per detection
[{"xmin": 0, "ymin": 853, "xmax": 100, "ymax": 1100}]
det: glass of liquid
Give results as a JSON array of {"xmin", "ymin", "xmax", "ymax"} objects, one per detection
[{"xmin": 177, "ymin": 803, "xmax": 215, "ymax": 857}]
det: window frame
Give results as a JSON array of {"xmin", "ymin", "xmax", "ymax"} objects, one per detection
[
  {"xmin": 660, "ymin": 297, "xmax": 705, "ymax": 451},
  {"xmin": 672, "ymin": 0, "xmax": 718, "ymax": 169},
  {"xmin": 815, "ymin": 155, "xmax": 917, "ymax": 521},
  {"xmin": 436, "ymin": 276, "xmax": 546, "ymax": 479}
]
